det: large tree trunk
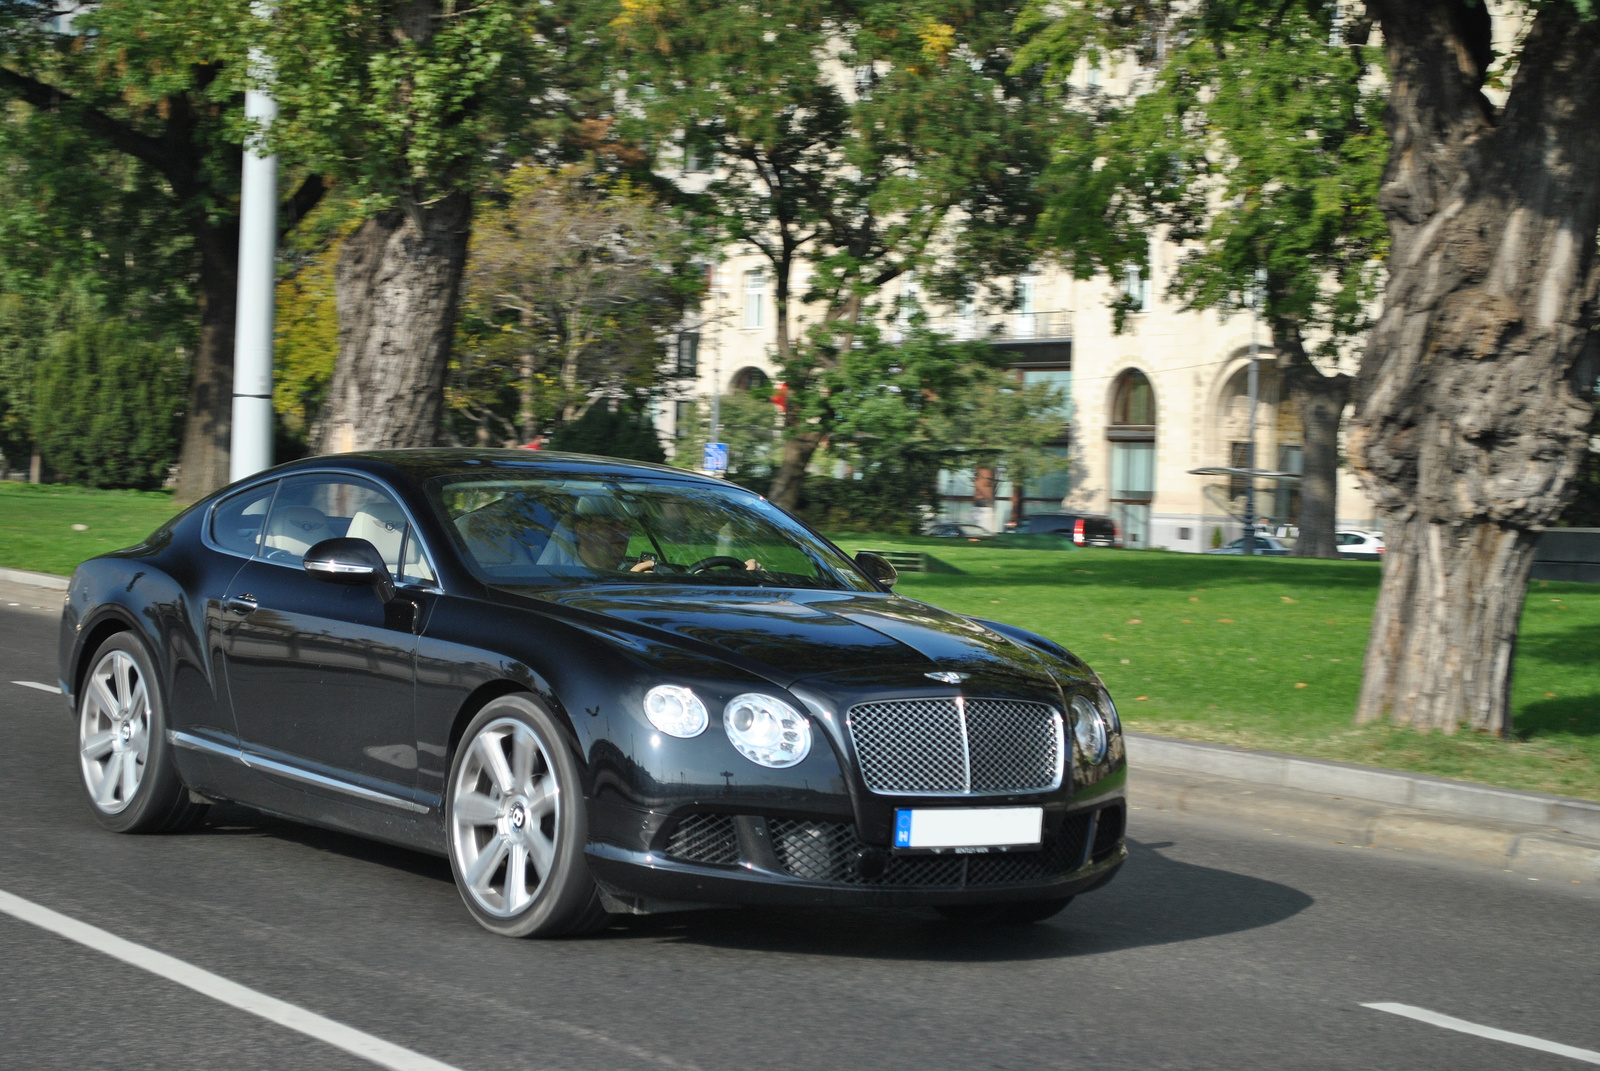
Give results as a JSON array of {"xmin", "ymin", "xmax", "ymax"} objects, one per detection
[
  {"xmin": 1284, "ymin": 361, "xmax": 1350, "ymax": 560},
  {"xmin": 173, "ymin": 225, "xmax": 239, "ymax": 504},
  {"xmin": 1350, "ymin": 1, "xmax": 1600, "ymax": 734},
  {"xmin": 318, "ymin": 192, "xmax": 472, "ymax": 452},
  {"xmin": 769, "ymin": 430, "xmax": 822, "ymax": 513}
]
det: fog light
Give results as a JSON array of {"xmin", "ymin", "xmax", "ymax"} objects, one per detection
[
  {"xmin": 643, "ymin": 685, "xmax": 708, "ymax": 738},
  {"xmin": 724, "ymin": 693, "xmax": 811, "ymax": 768},
  {"xmin": 1070, "ymin": 695, "xmax": 1108, "ymax": 765}
]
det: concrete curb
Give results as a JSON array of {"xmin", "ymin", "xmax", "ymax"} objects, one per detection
[
  {"xmin": 0, "ymin": 567, "xmax": 68, "ymax": 590},
  {"xmin": 1128, "ymin": 736, "xmax": 1600, "ymax": 884},
  {"xmin": 1127, "ymin": 733, "xmax": 1600, "ymax": 841}
]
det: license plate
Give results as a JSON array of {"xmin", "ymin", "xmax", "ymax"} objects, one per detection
[{"xmin": 893, "ymin": 807, "xmax": 1043, "ymax": 851}]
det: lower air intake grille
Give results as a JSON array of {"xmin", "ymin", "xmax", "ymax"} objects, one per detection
[
  {"xmin": 767, "ymin": 814, "xmax": 1092, "ymax": 888},
  {"xmin": 664, "ymin": 813, "xmax": 740, "ymax": 866},
  {"xmin": 1091, "ymin": 802, "xmax": 1126, "ymax": 862},
  {"xmin": 847, "ymin": 698, "xmax": 1064, "ymax": 795}
]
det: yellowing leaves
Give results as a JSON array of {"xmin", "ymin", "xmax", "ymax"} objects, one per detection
[{"xmin": 918, "ymin": 20, "xmax": 957, "ymax": 63}]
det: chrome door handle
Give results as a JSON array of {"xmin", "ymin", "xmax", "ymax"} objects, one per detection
[{"xmin": 224, "ymin": 595, "xmax": 258, "ymax": 614}]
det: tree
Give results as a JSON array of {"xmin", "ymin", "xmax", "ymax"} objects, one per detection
[
  {"xmin": 265, "ymin": 0, "xmax": 554, "ymax": 453},
  {"xmin": 456, "ymin": 163, "xmax": 698, "ymax": 445},
  {"xmin": 547, "ymin": 400, "xmax": 666, "ymax": 462},
  {"xmin": 1018, "ymin": 0, "xmax": 1387, "ymax": 558},
  {"xmin": 0, "ymin": 1, "xmax": 325, "ymax": 500},
  {"xmin": 1345, "ymin": 1, "xmax": 1600, "ymax": 734},
  {"xmin": 609, "ymin": 0, "xmax": 1054, "ymax": 509}
]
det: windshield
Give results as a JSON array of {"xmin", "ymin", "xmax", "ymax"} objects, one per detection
[{"xmin": 427, "ymin": 474, "xmax": 877, "ymax": 592}]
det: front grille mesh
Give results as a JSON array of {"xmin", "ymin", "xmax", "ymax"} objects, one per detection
[
  {"xmin": 664, "ymin": 813, "xmax": 740, "ymax": 866},
  {"xmin": 848, "ymin": 698, "xmax": 1063, "ymax": 795}
]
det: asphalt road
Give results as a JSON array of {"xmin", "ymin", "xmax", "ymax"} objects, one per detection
[{"xmin": 1, "ymin": 603, "xmax": 1596, "ymax": 1071}]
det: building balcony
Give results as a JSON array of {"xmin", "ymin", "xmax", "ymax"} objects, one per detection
[{"xmin": 928, "ymin": 309, "xmax": 1074, "ymax": 342}]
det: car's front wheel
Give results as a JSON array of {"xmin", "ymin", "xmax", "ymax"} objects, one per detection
[
  {"xmin": 446, "ymin": 695, "xmax": 608, "ymax": 937},
  {"xmin": 77, "ymin": 632, "xmax": 208, "ymax": 833}
]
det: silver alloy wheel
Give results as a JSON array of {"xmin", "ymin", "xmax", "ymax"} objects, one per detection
[
  {"xmin": 449, "ymin": 716, "xmax": 561, "ymax": 918},
  {"xmin": 79, "ymin": 649, "xmax": 151, "ymax": 815}
]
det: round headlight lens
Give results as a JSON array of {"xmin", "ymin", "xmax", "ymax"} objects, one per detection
[
  {"xmin": 1070, "ymin": 694, "xmax": 1108, "ymax": 765},
  {"xmin": 724, "ymin": 693, "xmax": 812, "ymax": 768},
  {"xmin": 1097, "ymin": 686, "xmax": 1120, "ymax": 733},
  {"xmin": 643, "ymin": 685, "xmax": 708, "ymax": 738}
]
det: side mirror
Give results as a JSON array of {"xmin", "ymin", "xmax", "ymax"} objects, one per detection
[
  {"xmin": 854, "ymin": 551, "xmax": 899, "ymax": 589},
  {"xmin": 304, "ymin": 538, "xmax": 396, "ymax": 603}
]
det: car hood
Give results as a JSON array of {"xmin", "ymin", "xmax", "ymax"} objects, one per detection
[{"xmin": 507, "ymin": 585, "xmax": 1056, "ymax": 689}]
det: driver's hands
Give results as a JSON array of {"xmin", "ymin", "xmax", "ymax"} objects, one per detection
[
  {"xmin": 630, "ymin": 559, "xmax": 656, "ymax": 573},
  {"xmin": 744, "ymin": 559, "xmax": 761, "ymax": 572}
]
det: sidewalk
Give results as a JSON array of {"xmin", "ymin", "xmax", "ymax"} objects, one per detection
[
  {"xmin": 0, "ymin": 567, "xmax": 66, "ymax": 616},
  {"xmin": 1128, "ymin": 734, "xmax": 1600, "ymax": 884}
]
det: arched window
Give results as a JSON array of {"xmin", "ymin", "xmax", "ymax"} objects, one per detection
[
  {"xmin": 1112, "ymin": 369, "xmax": 1155, "ymax": 426},
  {"xmin": 730, "ymin": 367, "xmax": 771, "ymax": 393},
  {"xmin": 1108, "ymin": 369, "xmax": 1155, "ymax": 547}
]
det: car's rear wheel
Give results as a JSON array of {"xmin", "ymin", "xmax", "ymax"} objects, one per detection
[
  {"xmin": 446, "ymin": 695, "xmax": 609, "ymax": 938},
  {"xmin": 934, "ymin": 897, "xmax": 1074, "ymax": 925},
  {"xmin": 77, "ymin": 633, "xmax": 208, "ymax": 833}
]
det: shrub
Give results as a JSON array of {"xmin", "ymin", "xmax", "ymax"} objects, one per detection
[{"xmin": 33, "ymin": 314, "xmax": 185, "ymax": 490}]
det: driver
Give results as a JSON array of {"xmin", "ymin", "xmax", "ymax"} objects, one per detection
[
  {"xmin": 568, "ymin": 498, "xmax": 657, "ymax": 572},
  {"xmin": 555, "ymin": 496, "xmax": 764, "ymax": 574}
]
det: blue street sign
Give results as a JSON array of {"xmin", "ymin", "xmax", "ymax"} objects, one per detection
[{"xmin": 703, "ymin": 442, "xmax": 729, "ymax": 472}]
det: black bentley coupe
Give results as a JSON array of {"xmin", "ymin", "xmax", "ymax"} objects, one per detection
[{"xmin": 60, "ymin": 450, "xmax": 1127, "ymax": 937}]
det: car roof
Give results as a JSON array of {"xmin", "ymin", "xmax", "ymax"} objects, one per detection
[{"xmin": 256, "ymin": 448, "xmax": 738, "ymax": 491}]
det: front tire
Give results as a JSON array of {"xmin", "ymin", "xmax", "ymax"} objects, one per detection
[
  {"xmin": 446, "ymin": 695, "xmax": 607, "ymax": 937},
  {"xmin": 77, "ymin": 632, "xmax": 207, "ymax": 833}
]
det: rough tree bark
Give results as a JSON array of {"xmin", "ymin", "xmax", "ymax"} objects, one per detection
[
  {"xmin": 1274, "ymin": 323, "xmax": 1351, "ymax": 560},
  {"xmin": 173, "ymin": 228, "xmax": 239, "ymax": 503},
  {"xmin": 317, "ymin": 192, "xmax": 472, "ymax": 452},
  {"xmin": 1349, "ymin": 0, "xmax": 1600, "ymax": 734}
]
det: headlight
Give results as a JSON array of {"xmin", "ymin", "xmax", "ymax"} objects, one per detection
[
  {"xmin": 724, "ymin": 693, "xmax": 811, "ymax": 768},
  {"xmin": 1070, "ymin": 694, "xmax": 1108, "ymax": 765},
  {"xmin": 643, "ymin": 685, "xmax": 708, "ymax": 738},
  {"xmin": 1096, "ymin": 686, "xmax": 1120, "ymax": 733}
]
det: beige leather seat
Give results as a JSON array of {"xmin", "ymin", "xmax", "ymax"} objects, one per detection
[
  {"xmin": 262, "ymin": 506, "xmax": 330, "ymax": 559},
  {"xmin": 348, "ymin": 501, "xmax": 434, "ymax": 582}
]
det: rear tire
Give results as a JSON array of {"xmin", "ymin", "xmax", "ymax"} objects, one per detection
[
  {"xmin": 77, "ymin": 632, "xmax": 208, "ymax": 834},
  {"xmin": 934, "ymin": 897, "xmax": 1074, "ymax": 925},
  {"xmin": 446, "ymin": 695, "xmax": 609, "ymax": 938}
]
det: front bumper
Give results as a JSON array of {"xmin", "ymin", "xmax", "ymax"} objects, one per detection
[{"xmin": 585, "ymin": 798, "xmax": 1127, "ymax": 909}]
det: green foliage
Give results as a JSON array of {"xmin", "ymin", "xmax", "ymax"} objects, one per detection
[
  {"xmin": 0, "ymin": 92, "xmax": 198, "ymax": 475},
  {"xmin": 32, "ymin": 303, "xmax": 186, "ymax": 489},
  {"xmin": 820, "ymin": 323, "xmax": 1068, "ymax": 500},
  {"xmin": 265, "ymin": 1, "xmax": 545, "ymax": 209},
  {"xmin": 671, "ymin": 391, "xmax": 781, "ymax": 481},
  {"xmin": 1019, "ymin": 0, "xmax": 1387, "ymax": 350},
  {"xmin": 1211, "ymin": 525, "xmax": 1225, "ymax": 549},
  {"xmin": 546, "ymin": 401, "xmax": 666, "ymax": 463},
  {"xmin": 608, "ymin": 0, "xmax": 1057, "ymax": 497},
  {"xmin": 452, "ymin": 163, "xmax": 700, "ymax": 443}
]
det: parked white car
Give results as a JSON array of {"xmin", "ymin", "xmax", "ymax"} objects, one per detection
[{"xmin": 1335, "ymin": 530, "xmax": 1385, "ymax": 560}]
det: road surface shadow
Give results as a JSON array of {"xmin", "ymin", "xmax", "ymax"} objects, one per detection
[{"xmin": 603, "ymin": 837, "xmax": 1313, "ymax": 961}]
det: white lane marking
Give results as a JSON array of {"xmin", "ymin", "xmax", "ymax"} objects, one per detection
[
  {"xmin": 0, "ymin": 887, "xmax": 466, "ymax": 1071},
  {"xmin": 1364, "ymin": 1003, "xmax": 1600, "ymax": 1065},
  {"xmin": 12, "ymin": 681, "xmax": 62, "ymax": 694}
]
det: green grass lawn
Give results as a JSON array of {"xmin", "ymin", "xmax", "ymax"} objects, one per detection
[
  {"xmin": 3, "ymin": 483, "xmax": 1595, "ymax": 801},
  {"xmin": 840, "ymin": 535, "xmax": 1600, "ymax": 802},
  {"xmin": 0, "ymin": 483, "xmax": 182, "ymax": 577}
]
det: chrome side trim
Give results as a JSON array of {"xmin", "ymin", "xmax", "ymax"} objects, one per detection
[
  {"xmin": 241, "ymin": 751, "xmax": 431, "ymax": 814},
  {"xmin": 166, "ymin": 730, "xmax": 429, "ymax": 814},
  {"xmin": 168, "ymin": 730, "xmax": 246, "ymax": 762}
]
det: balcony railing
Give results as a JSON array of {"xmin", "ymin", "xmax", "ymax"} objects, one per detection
[{"xmin": 927, "ymin": 309, "xmax": 1074, "ymax": 342}]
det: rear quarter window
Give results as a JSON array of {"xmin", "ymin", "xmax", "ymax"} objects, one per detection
[{"xmin": 210, "ymin": 483, "xmax": 277, "ymax": 557}]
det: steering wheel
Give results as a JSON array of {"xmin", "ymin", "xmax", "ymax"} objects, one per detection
[{"xmin": 687, "ymin": 555, "xmax": 748, "ymax": 574}]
